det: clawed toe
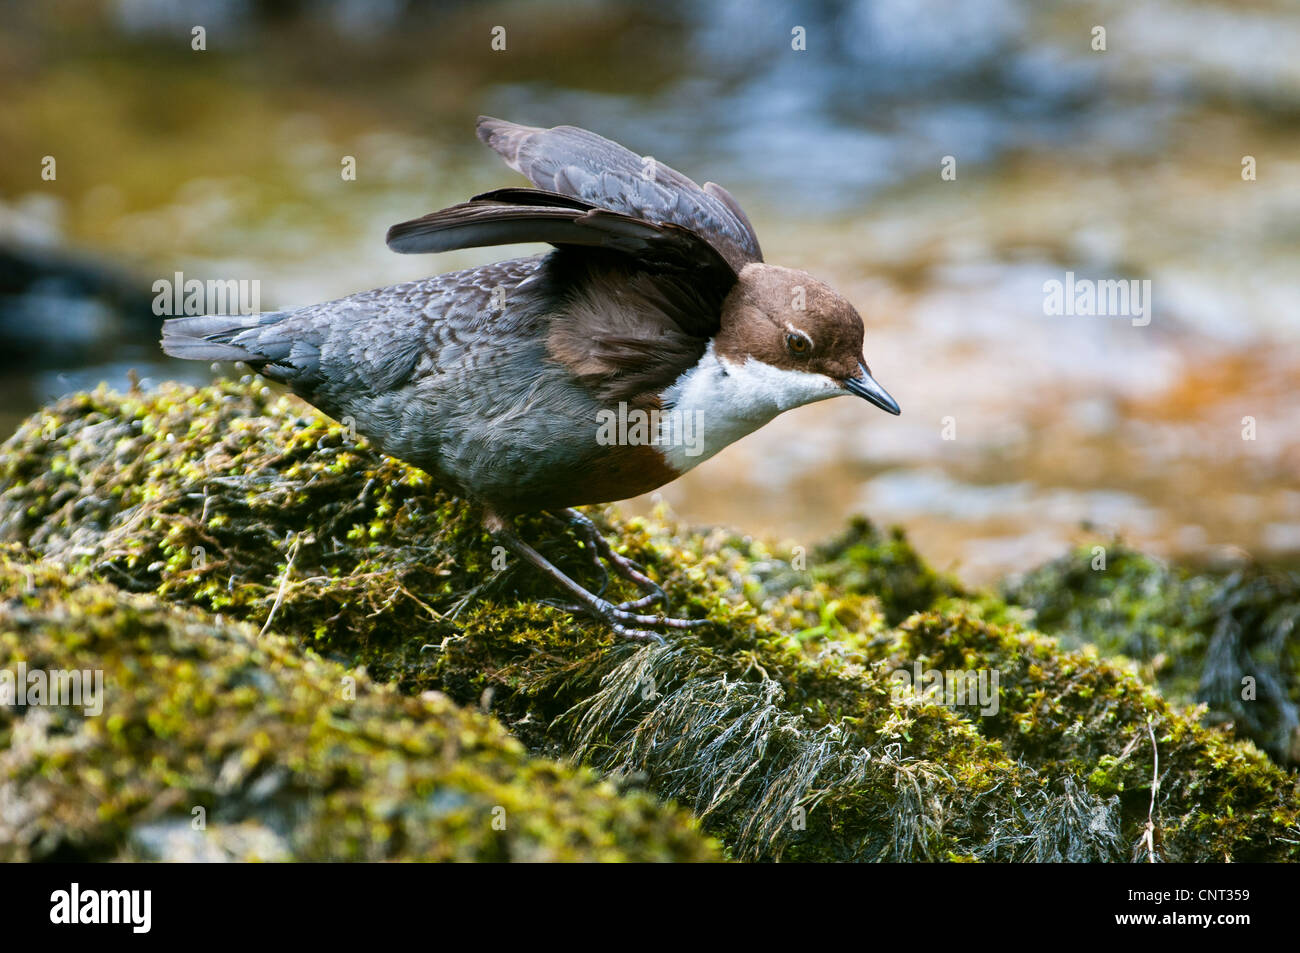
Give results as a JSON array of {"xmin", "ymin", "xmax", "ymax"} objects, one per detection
[
  {"xmin": 612, "ymin": 591, "xmax": 661, "ymax": 612},
  {"xmin": 543, "ymin": 582, "xmax": 704, "ymax": 642},
  {"xmin": 594, "ymin": 597, "xmax": 705, "ymax": 636},
  {"xmin": 610, "ymin": 626, "xmax": 665, "ymax": 644}
]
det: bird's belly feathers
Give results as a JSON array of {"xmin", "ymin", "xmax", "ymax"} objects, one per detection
[{"xmin": 349, "ymin": 344, "xmax": 677, "ymax": 512}]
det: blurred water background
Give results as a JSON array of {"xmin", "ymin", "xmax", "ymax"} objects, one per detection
[{"xmin": 2, "ymin": 0, "xmax": 1298, "ymax": 582}]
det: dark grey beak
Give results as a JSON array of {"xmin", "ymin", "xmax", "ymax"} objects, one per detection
[{"xmin": 844, "ymin": 363, "xmax": 901, "ymax": 415}]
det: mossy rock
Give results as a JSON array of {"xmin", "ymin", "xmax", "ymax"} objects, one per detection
[
  {"xmin": 1, "ymin": 380, "xmax": 1297, "ymax": 861},
  {"xmin": 1005, "ymin": 544, "xmax": 1300, "ymax": 766},
  {"xmin": 0, "ymin": 555, "xmax": 718, "ymax": 861}
]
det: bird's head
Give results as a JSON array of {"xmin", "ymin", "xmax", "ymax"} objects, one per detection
[{"xmin": 713, "ymin": 263, "xmax": 900, "ymax": 417}]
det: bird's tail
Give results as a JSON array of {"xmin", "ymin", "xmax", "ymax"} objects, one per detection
[{"xmin": 159, "ymin": 311, "xmax": 290, "ymax": 364}]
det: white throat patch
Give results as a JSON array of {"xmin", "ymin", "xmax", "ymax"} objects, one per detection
[{"xmin": 656, "ymin": 342, "xmax": 843, "ymax": 473}]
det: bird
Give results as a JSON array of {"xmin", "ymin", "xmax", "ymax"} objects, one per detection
[{"xmin": 161, "ymin": 116, "xmax": 901, "ymax": 641}]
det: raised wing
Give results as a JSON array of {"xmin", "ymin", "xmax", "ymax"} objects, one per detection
[
  {"xmin": 385, "ymin": 188, "xmax": 736, "ymax": 403},
  {"xmin": 476, "ymin": 116, "xmax": 763, "ymax": 272},
  {"xmin": 387, "ymin": 187, "xmax": 736, "ymax": 293}
]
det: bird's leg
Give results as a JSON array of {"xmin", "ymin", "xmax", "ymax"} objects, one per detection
[
  {"xmin": 557, "ymin": 507, "xmax": 666, "ymax": 612},
  {"xmin": 484, "ymin": 510, "xmax": 704, "ymax": 642}
]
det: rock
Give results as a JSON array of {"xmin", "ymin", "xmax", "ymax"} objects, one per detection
[
  {"xmin": 1, "ymin": 380, "xmax": 1297, "ymax": 861},
  {"xmin": 0, "ymin": 556, "xmax": 718, "ymax": 862},
  {"xmin": 1004, "ymin": 544, "xmax": 1300, "ymax": 766}
]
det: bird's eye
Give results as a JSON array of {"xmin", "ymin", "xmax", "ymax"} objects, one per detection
[{"xmin": 785, "ymin": 331, "xmax": 812, "ymax": 357}]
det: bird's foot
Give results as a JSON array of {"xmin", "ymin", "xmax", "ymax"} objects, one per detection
[
  {"xmin": 558, "ymin": 508, "xmax": 669, "ymax": 606},
  {"xmin": 556, "ymin": 508, "xmax": 707, "ymax": 636},
  {"xmin": 538, "ymin": 586, "xmax": 706, "ymax": 642},
  {"xmin": 492, "ymin": 509, "xmax": 706, "ymax": 643},
  {"xmin": 541, "ymin": 595, "xmax": 703, "ymax": 643}
]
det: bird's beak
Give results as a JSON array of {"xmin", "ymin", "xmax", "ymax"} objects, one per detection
[{"xmin": 844, "ymin": 363, "xmax": 901, "ymax": 415}]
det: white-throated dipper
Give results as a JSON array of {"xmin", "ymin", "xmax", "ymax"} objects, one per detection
[{"xmin": 161, "ymin": 117, "xmax": 900, "ymax": 641}]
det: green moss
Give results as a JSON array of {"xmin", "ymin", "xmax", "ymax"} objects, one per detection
[
  {"xmin": 807, "ymin": 517, "xmax": 967, "ymax": 625},
  {"xmin": 1005, "ymin": 543, "xmax": 1300, "ymax": 766},
  {"xmin": 2, "ymin": 381, "xmax": 1297, "ymax": 861},
  {"xmin": 0, "ymin": 554, "xmax": 718, "ymax": 861},
  {"xmin": 872, "ymin": 611, "xmax": 1298, "ymax": 861}
]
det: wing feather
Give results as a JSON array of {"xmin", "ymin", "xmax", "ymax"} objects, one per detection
[
  {"xmin": 476, "ymin": 116, "xmax": 763, "ymax": 271},
  {"xmin": 386, "ymin": 194, "xmax": 736, "ymax": 285}
]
